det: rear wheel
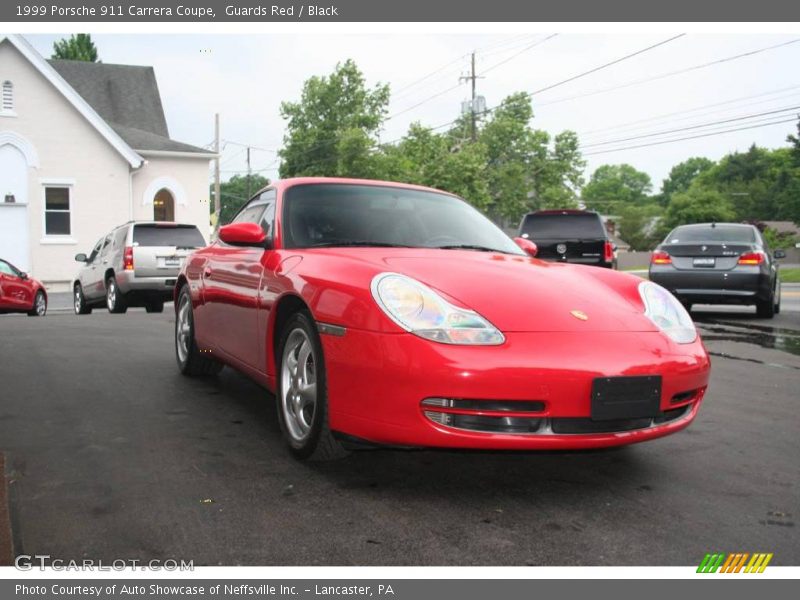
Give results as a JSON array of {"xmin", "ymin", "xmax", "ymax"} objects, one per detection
[
  {"xmin": 756, "ymin": 290, "xmax": 776, "ymax": 319},
  {"xmin": 106, "ymin": 276, "xmax": 128, "ymax": 314},
  {"xmin": 145, "ymin": 300, "xmax": 164, "ymax": 313},
  {"xmin": 74, "ymin": 284, "xmax": 92, "ymax": 315},
  {"xmin": 27, "ymin": 290, "xmax": 47, "ymax": 317},
  {"xmin": 276, "ymin": 311, "xmax": 347, "ymax": 461},
  {"xmin": 175, "ymin": 285, "xmax": 222, "ymax": 376}
]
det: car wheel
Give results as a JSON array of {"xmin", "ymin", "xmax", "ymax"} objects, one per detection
[
  {"xmin": 74, "ymin": 284, "xmax": 92, "ymax": 315},
  {"xmin": 27, "ymin": 290, "xmax": 47, "ymax": 317},
  {"xmin": 175, "ymin": 285, "xmax": 223, "ymax": 376},
  {"xmin": 774, "ymin": 281, "xmax": 781, "ymax": 315},
  {"xmin": 106, "ymin": 276, "xmax": 128, "ymax": 314},
  {"xmin": 276, "ymin": 311, "xmax": 347, "ymax": 461},
  {"xmin": 756, "ymin": 291, "xmax": 775, "ymax": 319},
  {"xmin": 145, "ymin": 300, "xmax": 164, "ymax": 313}
]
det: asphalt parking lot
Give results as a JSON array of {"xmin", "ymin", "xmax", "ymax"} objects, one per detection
[{"xmin": 1, "ymin": 290, "xmax": 798, "ymax": 566}]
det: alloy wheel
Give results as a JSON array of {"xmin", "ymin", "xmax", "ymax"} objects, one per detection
[
  {"xmin": 280, "ymin": 328, "xmax": 318, "ymax": 442},
  {"xmin": 176, "ymin": 294, "xmax": 191, "ymax": 365}
]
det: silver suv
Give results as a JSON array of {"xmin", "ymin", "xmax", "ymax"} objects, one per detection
[{"xmin": 72, "ymin": 221, "xmax": 206, "ymax": 315}]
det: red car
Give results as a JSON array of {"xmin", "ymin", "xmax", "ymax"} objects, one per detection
[
  {"xmin": 0, "ymin": 258, "xmax": 47, "ymax": 317},
  {"xmin": 175, "ymin": 178, "xmax": 710, "ymax": 459}
]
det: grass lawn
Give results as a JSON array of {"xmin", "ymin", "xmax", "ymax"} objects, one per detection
[{"xmin": 781, "ymin": 267, "xmax": 800, "ymax": 283}]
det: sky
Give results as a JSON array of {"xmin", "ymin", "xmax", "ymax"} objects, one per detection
[{"xmin": 26, "ymin": 32, "xmax": 800, "ymax": 192}]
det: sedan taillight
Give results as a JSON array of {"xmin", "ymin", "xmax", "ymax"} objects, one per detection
[
  {"xmin": 123, "ymin": 246, "xmax": 134, "ymax": 271},
  {"xmin": 738, "ymin": 251, "xmax": 765, "ymax": 265},
  {"xmin": 651, "ymin": 250, "xmax": 671, "ymax": 265}
]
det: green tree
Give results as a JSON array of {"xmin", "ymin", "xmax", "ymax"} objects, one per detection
[
  {"xmin": 581, "ymin": 164, "xmax": 652, "ymax": 212},
  {"xmin": 51, "ymin": 34, "xmax": 99, "ymax": 62},
  {"xmin": 279, "ymin": 60, "xmax": 389, "ymax": 178},
  {"xmin": 659, "ymin": 156, "xmax": 714, "ymax": 206},
  {"xmin": 662, "ymin": 187, "xmax": 736, "ymax": 231},
  {"xmin": 211, "ymin": 174, "xmax": 270, "ymax": 225},
  {"xmin": 618, "ymin": 204, "xmax": 663, "ymax": 251}
]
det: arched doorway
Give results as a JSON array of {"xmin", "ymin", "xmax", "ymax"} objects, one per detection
[{"xmin": 153, "ymin": 188, "xmax": 175, "ymax": 222}]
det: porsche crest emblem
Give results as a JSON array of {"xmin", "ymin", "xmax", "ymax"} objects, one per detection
[{"xmin": 570, "ymin": 310, "xmax": 589, "ymax": 321}]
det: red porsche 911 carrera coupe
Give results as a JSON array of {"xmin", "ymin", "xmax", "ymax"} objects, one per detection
[
  {"xmin": 175, "ymin": 178, "xmax": 710, "ymax": 459},
  {"xmin": 0, "ymin": 258, "xmax": 47, "ymax": 317}
]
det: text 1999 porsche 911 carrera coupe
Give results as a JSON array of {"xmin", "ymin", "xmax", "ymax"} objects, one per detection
[{"xmin": 174, "ymin": 178, "xmax": 710, "ymax": 459}]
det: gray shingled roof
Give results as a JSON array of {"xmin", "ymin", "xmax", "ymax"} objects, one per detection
[{"xmin": 48, "ymin": 59, "xmax": 209, "ymax": 154}]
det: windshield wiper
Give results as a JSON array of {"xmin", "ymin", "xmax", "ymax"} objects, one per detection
[
  {"xmin": 434, "ymin": 244, "xmax": 512, "ymax": 254},
  {"xmin": 308, "ymin": 240, "xmax": 413, "ymax": 248}
]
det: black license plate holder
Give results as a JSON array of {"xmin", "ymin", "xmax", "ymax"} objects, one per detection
[{"xmin": 591, "ymin": 376, "xmax": 662, "ymax": 421}]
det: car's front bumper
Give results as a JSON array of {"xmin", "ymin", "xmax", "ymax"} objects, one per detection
[{"xmin": 322, "ymin": 329, "xmax": 710, "ymax": 450}]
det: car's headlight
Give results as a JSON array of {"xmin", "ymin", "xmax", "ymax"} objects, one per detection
[
  {"xmin": 370, "ymin": 273, "xmax": 505, "ymax": 345},
  {"xmin": 638, "ymin": 281, "xmax": 697, "ymax": 344}
]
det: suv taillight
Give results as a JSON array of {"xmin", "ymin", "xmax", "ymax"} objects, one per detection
[
  {"xmin": 738, "ymin": 251, "xmax": 765, "ymax": 265},
  {"xmin": 123, "ymin": 246, "xmax": 134, "ymax": 271},
  {"xmin": 651, "ymin": 250, "xmax": 671, "ymax": 265},
  {"xmin": 604, "ymin": 241, "xmax": 614, "ymax": 263}
]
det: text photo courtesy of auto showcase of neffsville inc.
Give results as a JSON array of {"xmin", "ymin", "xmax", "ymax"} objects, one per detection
[{"xmin": 0, "ymin": 21, "xmax": 799, "ymax": 583}]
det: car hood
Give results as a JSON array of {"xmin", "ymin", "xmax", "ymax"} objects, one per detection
[{"xmin": 306, "ymin": 249, "xmax": 656, "ymax": 333}]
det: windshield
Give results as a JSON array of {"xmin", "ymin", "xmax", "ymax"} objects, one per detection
[
  {"xmin": 520, "ymin": 213, "xmax": 606, "ymax": 239},
  {"xmin": 665, "ymin": 225, "xmax": 756, "ymax": 244},
  {"xmin": 133, "ymin": 225, "xmax": 206, "ymax": 248},
  {"xmin": 282, "ymin": 183, "xmax": 523, "ymax": 254}
]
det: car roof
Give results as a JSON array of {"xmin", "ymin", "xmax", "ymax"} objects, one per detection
[
  {"xmin": 673, "ymin": 222, "xmax": 755, "ymax": 229},
  {"xmin": 525, "ymin": 209, "xmax": 600, "ymax": 216},
  {"xmin": 259, "ymin": 177, "xmax": 461, "ymax": 198}
]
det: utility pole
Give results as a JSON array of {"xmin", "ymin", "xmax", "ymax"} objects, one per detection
[
  {"xmin": 246, "ymin": 146, "xmax": 252, "ymax": 199},
  {"xmin": 213, "ymin": 113, "xmax": 220, "ymax": 233},
  {"xmin": 459, "ymin": 52, "xmax": 483, "ymax": 142}
]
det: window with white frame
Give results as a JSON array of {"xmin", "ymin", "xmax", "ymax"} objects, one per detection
[
  {"xmin": 1, "ymin": 81, "xmax": 13, "ymax": 114},
  {"xmin": 43, "ymin": 186, "xmax": 72, "ymax": 236}
]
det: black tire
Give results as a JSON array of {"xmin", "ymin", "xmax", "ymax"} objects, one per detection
[
  {"xmin": 145, "ymin": 300, "xmax": 164, "ymax": 313},
  {"xmin": 756, "ymin": 291, "xmax": 776, "ymax": 319},
  {"xmin": 175, "ymin": 285, "xmax": 223, "ymax": 376},
  {"xmin": 276, "ymin": 310, "xmax": 347, "ymax": 461},
  {"xmin": 73, "ymin": 283, "xmax": 92, "ymax": 315},
  {"xmin": 775, "ymin": 281, "xmax": 781, "ymax": 315},
  {"xmin": 106, "ymin": 275, "xmax": 128, "ymax": 314},
  {"xmin": 27, "ymin": 290, "xmax": 47, "ymax": 317}
]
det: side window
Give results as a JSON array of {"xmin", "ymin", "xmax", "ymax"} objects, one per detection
[
  {"xmin": 231, "ymin": 203, "xmax": 266, "ymax": 225},
  {"xmin": 86, "ymin": 238, "xmax": 103, "ymax": 263},
  {"xmin": 257, "ymin": 190, "xmax": 277, "ymax": 239},
  {"xmin": 0, "ymin": 261, "xmax": 15, "ymax": 276},
  {"xmin": 99, "ymin": 235, "xmax": 113, "ymax": 259}
]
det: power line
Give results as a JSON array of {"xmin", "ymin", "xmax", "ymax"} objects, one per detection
[
  {"xmin": 582, "ymin": 117, "xmax": 796, "ymax": 156},
  {"xmin": 581, "ymin": 105, "xmax": 800, "ymax": 148},
  {"xmin": 479, "ymin": 34, "xmax": 559, "ymax": 75},
  {"xmin": 536, "ymin": 37, "xmax": 800, "ymax": 108},
  {"xmin": 578, "ymin": 84, "xmax": 800, "ymax": 139}
]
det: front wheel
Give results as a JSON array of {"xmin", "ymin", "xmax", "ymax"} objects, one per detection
[
  {"xmin": 74, "ymin": 284, "xmax": 92, "ymax": 315},
  {"xmin": 276, "ymin": 311, "xmax": 347, "ymax": 461},
  {"xmin": 27, "ymin": 290, "xmax": 47, "ymax": 317},
  {"xmin": 106, "ymin": 276, "xmax": 128, "ymax": 314},
  {"xmin": 175, "ymin": 285, "xmax": 222, "ymax": 376}
]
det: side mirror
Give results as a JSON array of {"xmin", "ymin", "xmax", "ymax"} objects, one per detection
[
  {"xmin": 219, "ymin": 222, "xmax": 267, "ymax": 247},
  {"xmin": 20, "ymin": 272, "xmax": 29, "ymax": 280},
  {"xmin": 74, "ymin": 253, "xmax": 87, "ymax": 262},
  {"xmin": 513, "ymin": 237, "xmax": 538, "ymax": 257},
  {"xmin": 774, "ymin": 249, "xmax": 786, "ymax": 259}
]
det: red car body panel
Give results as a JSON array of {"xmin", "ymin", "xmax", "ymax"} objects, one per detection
[
  {"xmin": 0, "ymin": 261, "xmax": 46, "ymax": 314},
  {"xmin": 177, "ymin": 177, "xmax": 711, "ymax": 450}
]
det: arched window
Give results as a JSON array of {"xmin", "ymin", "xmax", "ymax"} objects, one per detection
[
  {"xmin": 153, "ymin": 188, "xmax": 175, "ymax": 222},
  {"xmin": 1, "ymin": 81, "xmax": 13, "ymax": 114}
]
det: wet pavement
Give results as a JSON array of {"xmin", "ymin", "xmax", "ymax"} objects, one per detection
[{"xmin": 1, "ymin": 300, "xmax": 798, "ymax": 566}]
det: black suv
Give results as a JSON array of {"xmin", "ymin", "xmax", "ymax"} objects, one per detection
[{"xmin": 518, "ymin": 209, "xmax": 616, "ymax": 268}]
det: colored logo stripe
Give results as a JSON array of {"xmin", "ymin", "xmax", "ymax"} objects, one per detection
[{"xmin": 697, "ymin": 552, "xmax": 773, "ymax": 573}]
